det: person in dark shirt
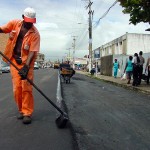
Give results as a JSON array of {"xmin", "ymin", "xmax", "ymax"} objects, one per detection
[
  {"xmin": 132, "ymin": 53, "xmax": 140, "ymax": 86},
  {"xmin": 138, "ymin": 51, "xmax": 145, "ymax": 85}
]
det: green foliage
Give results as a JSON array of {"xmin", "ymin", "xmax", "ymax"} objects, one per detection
[{"xmin": 118, "ymin": 0, "xmax": 150, "ymax": 25}]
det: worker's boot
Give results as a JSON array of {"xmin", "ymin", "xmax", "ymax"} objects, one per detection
[{"xmin": 23, "ymin": 116, "xmax": 32, "ymax": 124}]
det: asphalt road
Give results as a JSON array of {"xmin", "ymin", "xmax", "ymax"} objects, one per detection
[
  {"xmin": 0, "ymin": 69, "xmax": 76, "ymax": 150},
  {"xmin": 62, "ymin": 73, "xmax": 150, "ymax": 150}
]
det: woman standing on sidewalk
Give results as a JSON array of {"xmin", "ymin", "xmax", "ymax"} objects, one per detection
[
  {"xmin": 113, "ymin": 59, "xmax": 119, "ymax": 78},
  {"xmin": 124, "ymin": 56, "xmax": 133, "ymax": 84}
]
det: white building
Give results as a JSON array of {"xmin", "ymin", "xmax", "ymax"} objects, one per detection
[
  {"xmin": 74, "ymin": 58, "xmax": 87, "ymax": 65},
  {"xmin": 93, "ymin": 33, "xmax": 150, "ymax": 76},
  {"xmin": 94, "ymin": 32, "xmax": 150, "ymax": 58}
]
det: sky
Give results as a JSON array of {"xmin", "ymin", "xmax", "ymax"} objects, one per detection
[{"xmin": 0, "ymin": 0, "xmax": 150, "ymax": 61}]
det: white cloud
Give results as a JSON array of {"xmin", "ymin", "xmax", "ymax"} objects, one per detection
[
  {"xmin": 36, "ymin": 23, "xmax": 58, "ymax": 30},
  {"xmin": 0, "ymin": 0, "xmax": 149, "ymax": 61}
]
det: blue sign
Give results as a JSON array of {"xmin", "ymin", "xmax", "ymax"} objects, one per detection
[{"xmin": 94, "ymin": 50, "xmax": 100, "ymax": 58}]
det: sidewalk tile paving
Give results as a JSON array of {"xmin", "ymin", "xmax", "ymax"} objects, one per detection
[{"xmin": 76, "ymin": 70, "xmax": 150, "ymax": 95}]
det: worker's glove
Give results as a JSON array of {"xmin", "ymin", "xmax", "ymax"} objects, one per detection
[{"xmin": 18, "ymin": 64, "xmax": 29, "ymax": 80}]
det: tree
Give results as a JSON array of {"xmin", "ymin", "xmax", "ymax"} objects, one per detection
[{"xmin": 118, "ymin": 0, "xmax": 150, "ymax": 25}]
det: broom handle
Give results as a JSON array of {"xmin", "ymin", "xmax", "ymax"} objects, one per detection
[{"xmin": 0, "ymin": 51, "xmax": 64, "ymax": 115}]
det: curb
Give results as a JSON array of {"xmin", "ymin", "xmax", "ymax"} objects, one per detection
[
  {"xmin": 82, "ymin": 73, "xmax": 150, "ymax": 95},
  {"xmin": 58, "ymin": 74, "xmax": 80, "ymax": 150},
  {"xmin": 97, "ymin": 78, "xmax": 150, "ymax": 95}
]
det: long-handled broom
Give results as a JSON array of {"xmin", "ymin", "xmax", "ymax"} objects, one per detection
[{"xmin": 0, "ymin": 51, "xmax": 68, "ymax": 128}]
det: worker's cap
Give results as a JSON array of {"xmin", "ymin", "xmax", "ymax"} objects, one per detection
[{"xmin": 23, "ymin": 7, "xmax": 36, "ymax": 23}]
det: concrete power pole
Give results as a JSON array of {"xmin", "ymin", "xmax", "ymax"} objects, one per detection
[
  {"xmin": 86, "ymin": 0, "xmax": 94, "ymax": 72},
  {"xmin": 72, "ymin": 36, "xmax": 77, "ymax": 69}
]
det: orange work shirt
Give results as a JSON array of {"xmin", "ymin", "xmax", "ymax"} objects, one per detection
[{"xmin": 0, "ymin": 19, "xmax": 40, "ymax": 64}]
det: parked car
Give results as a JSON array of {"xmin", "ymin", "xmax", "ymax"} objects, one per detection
[
  {"xmin": 0, "ymin": 61, "xmax": 10, "ymax": 73},
  {"xmin": 34, "ymin": 62, "xmax": 39, "ymax": 70}
]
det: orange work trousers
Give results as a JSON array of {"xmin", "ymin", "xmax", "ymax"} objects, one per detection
[{"xmin": 10, "ymin": 58, "xmax": 34, "ymax": 116}]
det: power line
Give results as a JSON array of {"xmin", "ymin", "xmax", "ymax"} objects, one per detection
[
  {"xmin": 70, "ymin": 0, "xmax": 88, "ymax": 46},
  {"xmin": 93, "ymin": 0, "xmax": 118, "ymax": 29},
  {"xmin": 76, "ymin": 30, "xmax": 88, "ymax": 48}
]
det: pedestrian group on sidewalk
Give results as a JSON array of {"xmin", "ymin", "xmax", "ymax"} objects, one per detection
[{"xmin": 117, "ymin": 51, "xmax": 150, "ymax": 86}]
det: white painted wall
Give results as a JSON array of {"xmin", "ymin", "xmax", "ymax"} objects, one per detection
[
  {"xmin": 112, "ymin": 54, "xmax": 129, "ymax": 77},
  {"xmin": 127, "ymin": 33, "xmax": 150, "ymax": 55},
  {"xmin": 97, "ymin": 33, "xmax": 150, "ymax": 58},
  {"xmin": 75, "ymin": 58, "xmax": 87, "ymax": 65},
  {"xmin": 112, "ymin": 52, "xmax": 150, "ymax": 77}
]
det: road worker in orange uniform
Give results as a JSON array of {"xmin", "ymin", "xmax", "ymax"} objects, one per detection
[{"xmin": 0, "ymin": 7, "xmax": 40, "ymax": 124}]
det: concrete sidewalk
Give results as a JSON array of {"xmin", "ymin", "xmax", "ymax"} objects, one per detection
[{"xmin": 76, "ymin": 70, "xmax": 150, "ymax": 95}]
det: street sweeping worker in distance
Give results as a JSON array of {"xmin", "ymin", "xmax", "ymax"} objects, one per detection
[{"xmin": 0, "ymin": 7, "xmax": 40, "ymax": 124}]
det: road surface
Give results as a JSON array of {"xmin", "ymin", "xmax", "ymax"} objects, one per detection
[
  {"xmin": 62, "ymin": 73, "xmax": 150, "ymax": 150},
  {"xmin": 0, "ymin": 69, "xmax": 76, "ymax": 150}
]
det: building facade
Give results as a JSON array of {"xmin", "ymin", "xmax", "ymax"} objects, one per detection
[
  {"xmin": 93, "ymin": 33, "xmax": 150, "ymax": 76},
  {"xmin": 0, "ymin": 34, "xmax": 8, "ymax": 53},
  {"xmin": 0, "ymin": 34, "xmax": 8, "ymax": 68},
  {"xmin": 93, "ymin": 32, "xmax": 150, "ymax": 59},
  {"xmin": 36, "ymin": 53, "xmax": 45, "ymax": 67}
]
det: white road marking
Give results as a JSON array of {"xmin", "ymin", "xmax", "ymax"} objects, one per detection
[{"xmin": 56, "ymin": 71, "xmax": 62, "ymax": 109}]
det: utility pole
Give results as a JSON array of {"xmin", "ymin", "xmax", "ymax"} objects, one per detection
[
  {"xmin": 86, "ymin": 0, "xmax": 94, "ymax": 72},
  {"xmin": 72, "ymin": 36, "xmax": 77, "ymax": 69},
  {"xmin": 66, "ymin": 48, "xmax": 71, "ymax": 63}
]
